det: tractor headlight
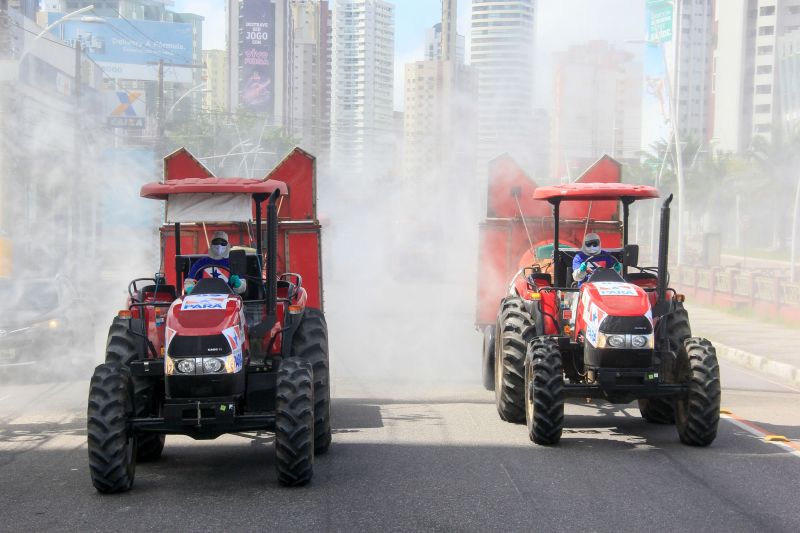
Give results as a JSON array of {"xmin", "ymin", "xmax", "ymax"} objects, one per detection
[
  {"xmin": 631, "ymin": 335, "xmax": 649, "ymax": 349},
  {"xmin": 607, "ymin": 335, "xmax": 626, "ymax": 348},
  {"xmin": 176, "ymin": 358, "xmax": 196, "ymax": 374},
  {"xmin": 202, "ymin": 357, "xmax": 224, "ymax": 373},
  {"xmin": 596, "ymin": 332, "xmax": 654, "ymax": 349},
  {"xmin": 166, "ymin": 355, "xmax": 238, "ymax": 375}
]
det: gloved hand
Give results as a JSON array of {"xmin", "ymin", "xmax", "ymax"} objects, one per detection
[
  {"xmin": 183, "ymin": 278, "xmax": 196, "ymax": 295},
  {"xmin": 579, "ymin": 262, "xmax": 589, "ymax": 273},
  {"xmin": 613, "ymin": 262, "xmax": 622, "ymax": 273},
  {"xmin": 229, "ymin": 274, "xmax": 242, "ymax": 288}
]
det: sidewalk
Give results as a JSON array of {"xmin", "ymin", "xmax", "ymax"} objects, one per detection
[{"xmin": 687, "ymin": 303, "xmax": 800, "ymax": 386}]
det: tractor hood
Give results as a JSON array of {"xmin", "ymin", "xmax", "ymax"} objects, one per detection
[
  {"xmin": 166, "ymin": 294, "xmax": 244, "ymax": 339},
  {"xmin": 582, "ymin": 282, "xmax": 651, "ymax": 318}
]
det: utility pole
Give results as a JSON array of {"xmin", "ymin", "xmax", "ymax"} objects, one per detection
[{"xmin": 72, "ymin": 39, "xmax": 82, "ymax": 264}]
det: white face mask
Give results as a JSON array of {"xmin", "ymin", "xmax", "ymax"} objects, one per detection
[
  {"xmin": 586, "ymin": 245, "xmax": 600, "ymax": 255},
  {"xmin": 210, "ymin": 244, "xmax": 227, "ymax": 259}
]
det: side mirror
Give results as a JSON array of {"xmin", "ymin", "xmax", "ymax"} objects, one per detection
[
  {"xmin": 175, "ymin": 256, "xmax": 191, "ymax": 278},
  {"xmin": 623, "ymin": 244, "xmax": 639, "ymax": 268},
  {"xmin": 229, "ymin": 249, "xmax": 247, "ymax": 277}
]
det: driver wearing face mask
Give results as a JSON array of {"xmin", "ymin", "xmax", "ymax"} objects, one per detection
[
  {"xmin": 572, "ymin": 233, "xmax": 621, "ymax": 284},
  {"xmin": 184, "ymin": 231, "xmax": 247, "ymax": 295}
]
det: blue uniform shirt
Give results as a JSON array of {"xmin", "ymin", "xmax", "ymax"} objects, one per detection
[{"xmin": 188, "ymin": 257, "xmax": 231, "ymax": 281}]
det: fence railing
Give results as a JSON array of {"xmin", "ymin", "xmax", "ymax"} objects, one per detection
[{"xmin": 672, "ymin": 265, "xmax": 800, "ymax": 308}]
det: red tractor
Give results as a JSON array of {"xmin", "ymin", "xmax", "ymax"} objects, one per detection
[
  {"xmin": 87, "ymin": 148, "xmax": 329, "ymax": 492},
  {"xmin": 480, "ymin": 157, "xmax": 720, "ymax": 446}
]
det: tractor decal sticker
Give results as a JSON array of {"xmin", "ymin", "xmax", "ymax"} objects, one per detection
[
  {"xmin": 594, "ymin": 282, "xmax": 639, "ymax": 297},
  {"xmin": 223, "ymin": 326, "xmax": 240, "ymax": 351},
  {"xmin": 645, "ymin": 308, "xmax": 654, "ymax": 327},
  {"xmin": 233, "ymin": 348, "xmax": 243, "ymax": 372},
  {"xmin": 165, "ymin": 327, "xmax": 177, "ymax": 351},
  {"xmin": 585, "ymin": 303, "xmax": 607, "ymax": 347},
  {"xmin": 182, "ymin": 294, "xmax": 228, "ymax": 311}
]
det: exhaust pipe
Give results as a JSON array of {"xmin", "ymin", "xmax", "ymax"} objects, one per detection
[
  {"xmin": 656, "ymin": 194, "xmax": 673, "ymax": 305},
  {"xmin": 266, "ymin": 189, "xmax": 280, "ymax": 317}
]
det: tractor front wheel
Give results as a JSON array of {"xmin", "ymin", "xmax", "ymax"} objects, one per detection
[
  {"xmin": 275, "ymin": 357, "xmax": 315, "ymax": 486},
  {"xmin": 104, "ymin": 317, "xmax": 164, "ymax": 461},
  {"xmin": 525, "ymin": 337, "xmax": 564, "ymax": 445},
  {"xmin": 481, "ymin": 325, "xmax": 496, "ymax": 391},
  {"xmin": 87, "ymin": 362, "xmax": 136, "ymax": 493},
  {"xmin": 291, "ymin": 308, "xmax": 331, "ymax": 455},
  {"xmin": 494, "ymin": 297, "xmax": 534, "ymax": 423},
  {"xmin": 676, "ymin": 337, "xmax": 721, "ymax": 446}
]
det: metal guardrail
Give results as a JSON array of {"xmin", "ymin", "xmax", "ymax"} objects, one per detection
[{"xmin": 672, "ymin": 265, "xmax": 800, "ymax": 307}]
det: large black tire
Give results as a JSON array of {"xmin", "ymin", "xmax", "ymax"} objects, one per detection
[
  {"xmin": 494, "ymin": 297, "xmax": 534, "ymax": 423},
  {"xmin": 525, "ymin": 337, "xmax": 564, "ymax": 445},
  {"xmin": 639, "ymin": 302, "xmax": 691, "ymax": 424},
  {"xmin": 275, "ymin": 357, "xmax": 315, "ymax": 486},
  {"xmin": 676, "ymin": 337, "xmax": 721, "ymax": 446},
  {"xmin": 481, "ymin": 325, "xmax": 496, "ymax": 391},
  {"xmin": 104, "ymin": 318, "xmax": 164, "ymax": 461},
  {"xmin": 87, "ymin": 362, "xmax": 136, "ymax": 493},
  {"xmin": 291, "ymin": 308, "xmax": 331, "ymax": 455}
]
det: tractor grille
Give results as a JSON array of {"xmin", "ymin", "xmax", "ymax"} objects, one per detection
[
  {"xmin": 168, "ymin": 335, "xmax": 230, "ymax": 357},
  {"xmin": 600, "ymin": 316, "xmax": 652, "ymax": 334}
]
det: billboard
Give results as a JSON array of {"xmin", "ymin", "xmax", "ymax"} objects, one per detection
[
  {"xmin": 239, "ymin": 0, "xmax": 276, "ymax": 114},
  {"xmin": 49, "ymin": 14, "xmax": 194, "ymax": 82},
  {"xmin": 646, "ymin": 1, "xmax": 673, "ymax": 44},
  {"xmin": 106, "ymin": 90, "xmax": 147, "ymax": 128}
]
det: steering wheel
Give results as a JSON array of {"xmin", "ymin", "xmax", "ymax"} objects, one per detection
[{"xmin": 584, "ymin": 256, "xmax": 620, "ymax": 272}]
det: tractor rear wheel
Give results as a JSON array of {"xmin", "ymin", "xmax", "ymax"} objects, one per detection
[
  {"xmin": 105, "ymin": 317, "xmax": 165, "ymax": 461},
  {"xmin": 291, "ymin": 308, "xmax": 331, "ymax": 455},
  {"xmin": 481, "ymin": 325, "xmax": 496, "ymax": 391},
  {"xmin": 525, "ymin": 337, "xmax": 564, "ymax": 445},
  {"xmin": 494, "ymin": 297, "xmax": 534, "ymax": 423},
  {"xmin": 638, "ymin": 302, "xmax": 691, "ymax": 424},
  {"xmin": 87, "ymin": 362, "xmax": 136, "ymax": 493},
  {"xmin": 676, "ymin": 337, "xmax": 721, "ymax": 446},
  {"xmin": 275, "ymin": 357, "xmax": 315, "ymax": 486}
]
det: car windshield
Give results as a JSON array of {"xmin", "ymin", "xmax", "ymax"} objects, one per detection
[{"xmin": 0, "ymin": 280, "xmax": 60, "ymax": 312}]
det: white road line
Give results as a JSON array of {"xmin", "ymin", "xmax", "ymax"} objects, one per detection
[{"xmin": 723, "ymin": 415, "xmax": 800, "ymax": 458}]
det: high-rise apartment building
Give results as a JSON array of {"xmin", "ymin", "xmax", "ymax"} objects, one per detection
[
  {"xmin": 551, "ymin": 41, "xmax": 642, "ymax": 179},
  {"xmin": 403, "ymin": 0, "xmax": 476, "ymax": 182},
  {"xmin": 203, "ymin": 49, "xmax": 228, "ymax": 113},
  {"xmin": 330, "ymin": 0, "xmax": 394, "ymax": 175},
  {"xmin": 424, "ymin": 22, "xmax": 465, "ymax": 64},
  {"xmin": 289, "ymin": 0, "xmax": 331, "ymax": 157},
  {"xmin": 713, "ymin": 0, "xmax": 800, "ymax": 152},
  {"xmin": 674, "ymin": 0, "xmax": 714, "ymax": 143},
  {"xmin": 470, "ymin": 0, "xmax": 536, "ymax": 172}
]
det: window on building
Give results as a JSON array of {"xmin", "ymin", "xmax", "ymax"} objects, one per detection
[
  {"xmin": 759, "ymin": 25, "xmax": 775, "ymax": 36},
  {"xmin": 755, "ymin": 104, "xmax": 771, "ymax": 113},
  {"xmin": 756, "ymin": 84, "xmax": 772, "ymax": 94},
  {"xmin": 757, "ymin": 64, "xmax": 773, "ymax": 74},
  {"xmin": 760, "ymin": 6, "xmax": 776, "ymax": 16},
  {"xmin": 758, "ymin": 45, "xmax": 774, "ymax": 55}
]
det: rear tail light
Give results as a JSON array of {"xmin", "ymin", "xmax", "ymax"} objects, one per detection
[
  {"xmin": 288, "ymin": 305, "xmax": 304, "ymax": 315},
  {"xmin": 118, "ymin": 310, "xmax": 132, "ymax": 319}
]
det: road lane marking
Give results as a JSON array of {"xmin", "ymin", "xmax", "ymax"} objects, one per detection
[{"xmin": 723, "ymin": 411, "xmax": 800, "ymax": 457}]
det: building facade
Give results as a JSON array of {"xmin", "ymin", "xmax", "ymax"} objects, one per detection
[
  {"xmin": 551, "ymin": 41, "xmax": 642, "ymax": 180},
  {"xmin": 330, "ymin": 0, "xmax": 394, "ymax": 175},
  {"xmin": 289, "ymin": 0, "xmax": 331, "ymax": 156},
  {"xmin": 470, "ymin": 0, "xmax": 536, "ymax": 172},
  {"xmin": 674, "ymin": 0, "xmax": 714, "ymax": 143},
  {"xmin": 712, "ymin": 0, "xmax": 800, "ymax": 152},
  {"xmin": 202, "ymin": 49, "xmax": 228, "ymax": 112}
]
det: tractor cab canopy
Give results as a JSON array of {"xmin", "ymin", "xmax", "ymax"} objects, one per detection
[
  {"xmin": 533, "ymin": 183, "xmax": 659, "ymax": 204},
  {"xmin": 141, "ymin": 178, "xmax": 288, "ymax": 223},
  {"xmin": 533, "ymin": 183, "xmax": 660, "ymax": 288}
]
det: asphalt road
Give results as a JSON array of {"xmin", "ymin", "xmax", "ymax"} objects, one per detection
[{"xmin": 0, "ymin": 357, "xmax": 798, "ymax": 533}]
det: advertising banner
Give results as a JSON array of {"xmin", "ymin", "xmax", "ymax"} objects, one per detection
[
  {"xmin": 641, "ymin": 43, "xmax": 672, "ymax": 150},
  {"xmin": 50, "ymin": 14, "xmax": 194, "ymax": 82},
  {"xmin": 646, "ymin": 1, "xmax": 673, "ymax": 44},
  {"xmin": 106, "ymin": 90, "xmax": 147, "ymax": 128},
  {"xmin": 239, "ymin": 0, "xmax": 276, "ymax": 114}
]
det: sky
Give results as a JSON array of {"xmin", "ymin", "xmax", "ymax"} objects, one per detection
[{"xmin": 174, "ymin": 1, "xmax": 647, "ymax": 109}]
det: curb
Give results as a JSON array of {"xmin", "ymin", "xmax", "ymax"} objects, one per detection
[{"xmin": 711, "ymin": 340, "xmax": 800, "ymax": 387}]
